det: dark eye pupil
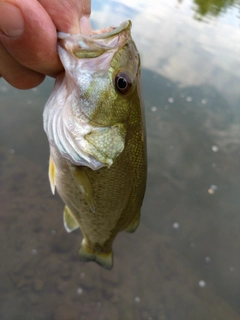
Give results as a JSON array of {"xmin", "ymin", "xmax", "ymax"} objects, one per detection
[
  {"xmin": 117, "ymin": 77, "xmax": 127, "ymax": 90},
  {"xmin": 115, "ymin": 72, "xmax": 132, "ymax": 94}
]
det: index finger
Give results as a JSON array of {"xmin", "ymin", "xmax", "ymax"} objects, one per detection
[{"xmin": 39, "ymin": 0, "xmax": 92, "ymax": 35}]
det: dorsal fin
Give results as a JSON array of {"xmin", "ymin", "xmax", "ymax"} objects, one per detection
[{"xmin": 125, "ymin": 212, "xmax": 140, "ymax": 233}]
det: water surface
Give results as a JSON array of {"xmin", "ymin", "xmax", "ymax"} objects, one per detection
[{"xmin": 1, "ymin": 0, "xmax": 240, "ymax": 319}]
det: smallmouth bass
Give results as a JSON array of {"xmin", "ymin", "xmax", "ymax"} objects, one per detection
[{"xmin": 43, "ymin": 20, "xmax": 147, "ymax": 269}]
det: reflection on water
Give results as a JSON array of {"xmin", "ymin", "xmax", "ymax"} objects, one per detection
[
  {"xmin": 1, "ymin": 0, "xmax": 240, "ymax": 319},
  {"xmin": 191, "ymin": 0, "xmax": 239, "ymax": 19}
]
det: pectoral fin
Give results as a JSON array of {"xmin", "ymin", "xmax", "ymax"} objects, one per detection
[
  {"xmin": 68, "ymin": 165, "xmax": 95, "ymax": 213},
  {"xmin": 48, "ymin": 156, "xmax": 56, "ymax": 195},
  {"xmin": 79, "ymin": 239, "xmax": 113, "ymax": 270},
  {"xmin": 63, "ymin": 205, "xmax": 79, "ymax": 233},
  {"xmin": 85, "ymin": 125, "xmax": 126, "ymax": 167}
]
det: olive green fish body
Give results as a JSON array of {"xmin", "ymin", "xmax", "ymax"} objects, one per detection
[{"xmin": 44, "ymin": 21, "xmax": 146, "ymax": 269}]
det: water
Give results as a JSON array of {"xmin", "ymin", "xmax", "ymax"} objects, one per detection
[{"xmin": 1, "ymin": 0, "xmax": 240, "ymax": 319}]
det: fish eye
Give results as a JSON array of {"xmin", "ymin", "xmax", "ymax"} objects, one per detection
[{"xmin": 115, "ymin": 72, "xmax": 132, "ymax": 95}]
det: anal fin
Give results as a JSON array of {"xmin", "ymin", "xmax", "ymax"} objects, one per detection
[
  {"xmin": 63, "ymin": 205, "xmax": 79, "ymax": 233},
  {"xmin": 79, "ymin": 239, "xmax": 113, "ymax": 270},
  {"xmin": 48, "ymin": 156, "xmax": 56, "ymax": 194},
  {"xmin": 68, "ymin": 165, "xmax": 95, "ymax": 213}
]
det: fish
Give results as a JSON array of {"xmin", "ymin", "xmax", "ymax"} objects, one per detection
[{"xmin": 43, "ymin": 20, "xmax": 147, "ymax": 269}]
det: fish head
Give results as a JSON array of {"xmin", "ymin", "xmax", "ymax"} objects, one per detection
[
  {"xmin": 43, "ymin": 21, "xmax": 142, "ymax": 169},
  {"xmin": 58, "ymin": 20, "xmax": 140, "ymax": 126}
]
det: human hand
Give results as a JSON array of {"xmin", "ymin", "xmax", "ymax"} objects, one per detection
[{"xmin": 0, "ymin": 0, "xmax": 92, "ymax": 89}]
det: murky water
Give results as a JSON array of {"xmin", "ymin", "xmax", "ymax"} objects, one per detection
[{"xmin": 1, "ymin": 0, "xmax": 240, "ymax": 319}]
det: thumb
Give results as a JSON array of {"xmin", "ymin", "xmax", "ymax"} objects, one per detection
[{"xmin": 0, "ymin": 0, "xmax": 62, "ymax": 78}]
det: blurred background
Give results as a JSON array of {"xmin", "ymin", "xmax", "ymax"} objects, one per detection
[{"xmin": 1, "ymin": 0, "xmax": 240, "ymax": 319}]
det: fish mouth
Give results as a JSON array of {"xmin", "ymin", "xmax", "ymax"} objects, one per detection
[
  {"xmin": 58, "ymin": 20, "xmax": 132, "ymax": 59},
  {"xmin": 90, "ymin": 20, "xmax": 131, "ymax": 39}
]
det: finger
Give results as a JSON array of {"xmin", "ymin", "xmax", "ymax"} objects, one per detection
[
  {"xmin": 0, "ymin": 0, "xmax": 63, "ymax": 77},
  {"xmin": 0, "ymin": 42, "xmax": 45, "ymax": 89},
  {"xmin": 39, "ymin": 0, "xmax": 92, "ymax": 35}
]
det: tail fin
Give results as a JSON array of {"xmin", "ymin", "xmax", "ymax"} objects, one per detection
[{"xmin": 78, "ymin": 239, "xmax": 113, "ymax": 270}]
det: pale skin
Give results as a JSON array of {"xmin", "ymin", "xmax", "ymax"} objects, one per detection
[{"xmin": 0, "ymin": 0, "xmax": 92, "ymax": 89}]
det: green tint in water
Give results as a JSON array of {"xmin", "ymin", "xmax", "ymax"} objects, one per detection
[
  {"xmin": 193, "ymin": 0, "xmax": 238, "ymax": 17},
  {"xmin": 1, "ymin": 0, "xmax": 240, "ymax": 319}
]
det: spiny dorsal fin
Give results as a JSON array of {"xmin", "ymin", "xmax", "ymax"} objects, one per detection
[
  {"xmin": 68, "ymin": 165, "xmax": 95, "ymax": 213},
  {"xmin": 63, "ymin": 205, "xmax": 79, "ymax": 233},
  {"xmin": 48, "ymin": 156, "xmax": 56, "ymax": 194}
]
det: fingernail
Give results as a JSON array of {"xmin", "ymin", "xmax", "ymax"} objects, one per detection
[{"xmin": 0, "ymin": 3, "xmax": 25, "ymax": 38}]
